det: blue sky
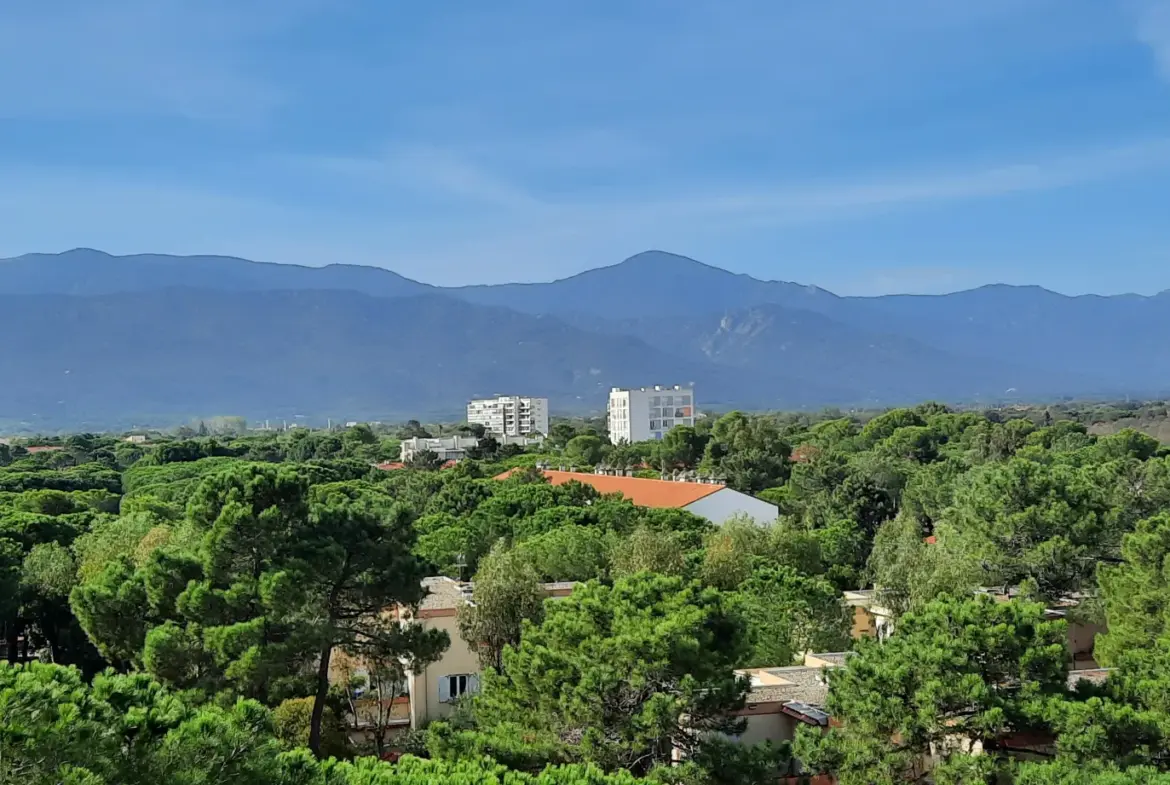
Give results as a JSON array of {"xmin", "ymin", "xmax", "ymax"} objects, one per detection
[{"xmin": 1, "ymin": 0, "xmax": 1169, "ymax": 295}]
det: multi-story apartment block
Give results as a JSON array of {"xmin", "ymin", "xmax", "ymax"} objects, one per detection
[
  {"xmin": 607, "ymin": 385, "xmax": 695, "ymax": 444},
  {"xmin": 467, "ymin": 395, "xmax": 549, "ymax": 437}
]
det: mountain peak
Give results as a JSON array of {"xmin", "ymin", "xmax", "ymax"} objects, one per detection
[{"xmin": 616, "ymin": 250, "xmax": 723, "ymax": 272}]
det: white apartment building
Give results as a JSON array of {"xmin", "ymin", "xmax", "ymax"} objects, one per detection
[
  {"xmin": 467, "ymin": 395, "xmax": 549, "ymax": 437},
  {"xmin": 607, "ymin": 385, "xmax": 696, "ymax": 444}
]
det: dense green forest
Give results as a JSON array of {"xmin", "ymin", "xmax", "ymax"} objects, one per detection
[{"xmin": 5, "ymin": 404, "xmax": 1170, "ymax": 784}]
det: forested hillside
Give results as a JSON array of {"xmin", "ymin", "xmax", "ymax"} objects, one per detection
[
  {"xmin": 4, "ymin": 248, "xmax": 1170, "ymax": 427},
  {"xmin": 5, "ymin": 405, "xmax": 1170, "ymax": 783}
]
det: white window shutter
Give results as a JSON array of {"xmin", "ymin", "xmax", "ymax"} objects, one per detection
[
  {"xmin": 438, "ymin": 676, "xmax": 451, "ymax": 703},
  {"xmin": 468, "ymin": 674, "xmax": 480, "ymax": 695}
]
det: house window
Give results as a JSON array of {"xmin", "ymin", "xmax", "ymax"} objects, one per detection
[{"xmin": 439, "ymin": 673, "xmax": 479, "ymax": 703}]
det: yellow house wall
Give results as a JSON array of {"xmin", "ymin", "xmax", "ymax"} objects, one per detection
[{"xmin": 409, "ymin": 613, "xmax": 480, "ymax": 727}]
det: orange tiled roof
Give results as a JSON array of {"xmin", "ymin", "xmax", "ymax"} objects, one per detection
[
  {"xmin": 495, "ymin": 469, "xmax": 723, "ymax": 508},
  {"xmin": 26, "ymin": 445, "xmax": 64, "ymax": 454}
]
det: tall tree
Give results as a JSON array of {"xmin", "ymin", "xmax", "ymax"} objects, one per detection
[
  {"xmin": 796, "ymin": 594, "xmax": 1068, "ymax": 785},
  {"xmin": 701, "ymin": 412, "xmax": 791, "ymax": 493},
  {"xmin": 458, "ymin": 542, "xmax": 546, "ymax": 671},
  {"xmin": 294, "ymin": 480, "xmax": 446, "ymax": 756},
  {"xmin": 1097, "ymin": 513, "xmax": 1170, "ymax": 667},
  {"xmin": 450, "ymin": 574, "xmax": 753, "ymax": 776},
  {"xmin": 734, "ymin": 564, "xmax": 850, "ymax": 667}
]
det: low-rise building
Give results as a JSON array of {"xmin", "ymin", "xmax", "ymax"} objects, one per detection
[
  {"xmin": 400, "ymin": 434, "xmax": 545, "ymax": 463},
  {"xmin": 399, "ymin": 436, "xmax": 479, "ymax": 463},
  {"xmin": 467, "ymin": 396, "xmax": 549, "ymax": 437},
  {"xmin": 675, "ymin": 652, "xmax": 845, "ymax": 781},
  {"xmin": 494, "ymin": 468, "xmax": 779, "ymax": 526},
  {"xmin": 607, "ymin": 385, "xmax": 695, "ymax": 443},
  {"xmin": 397, "ymin": 576, "xmax": 577, "ymax": 728}
]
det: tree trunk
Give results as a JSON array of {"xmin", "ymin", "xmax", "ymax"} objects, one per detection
[{"xmin": 309, "ymin": 641, "xmax": 334, "ymax": 758}]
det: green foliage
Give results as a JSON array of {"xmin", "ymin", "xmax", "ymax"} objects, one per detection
[
  {"xmin": 563, "ymin": 435, "xmax": 606, "ymax": 466},
  {"xmin": 609, "ymin": 527, "xmax": 689, "ymax": 579},
  {"xmin": 701, "ymin": 412, "xmax": 791, "ymax": 493},
  {"xmin": 796, "ymin": 594, "xmax": 1068, "ymax": 785},
  {"xmin": 734, "ymin": 565, "xmax": 850, "ymax": 667},
  {"xmin": 1097, "ymin": 513, "xmax": 1170, "ymax": 667},
  {"xmin": 458, "ymin": 542, "xmax": 547, "ymax": 671},
  {"xmin": 447, "ymin": 574, "xmax": 757, "ymax": 777},
  {"xmin": 272, "ymin": 696, "xmax": 350, "ymax": 759},
  {"xmin": 0, "ymin": 662, "xmax": 290, "ymax": 785},
  {"xmin": 935, "ymin": 457, "xmax": 1121, "ymax": 599},
  {"xmin": 650, "ymin": 426, "xmax": 708, "ymax": 470},
  {"xmin": 71, "ymin": 464, "xmax": 445, "ymax": 760},
  {"xmin": 514, "ymin": 525, "xmax": 611, "ymax": 582}
]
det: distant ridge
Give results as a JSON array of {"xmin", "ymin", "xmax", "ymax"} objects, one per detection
[{"xmin": 0, "ymin": 247, "xmax": 1165, "ymax": 428}]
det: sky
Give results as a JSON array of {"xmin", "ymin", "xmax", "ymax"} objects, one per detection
[{"xmin": 1, "ymin": 0, "xmax": 1170, "ymax": 296}]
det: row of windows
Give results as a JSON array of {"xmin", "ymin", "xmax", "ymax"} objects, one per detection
[
  {"xmin": 650, "ymin": 407, "xmax": 691, "ymax": 418},
  {"xmin": 649, "ymin": 418, "xmax": 692, "ymax": 431},
  {"xmin": 649, "ymin": 395, "xmax": 691, "ymax": 406}
]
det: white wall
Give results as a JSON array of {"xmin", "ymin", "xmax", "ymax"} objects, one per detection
[
  {"xmin": 683, "ymin": 488, "xmax": 778, "ymax": 526},
  {"xmin": 608, "ymin": 386, "xmax": 695, "ymax": 444}
]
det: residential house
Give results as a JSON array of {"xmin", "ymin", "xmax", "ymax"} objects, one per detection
[
  {"xmin": 398, "ymin": 576, "xmax": 576, "ymax": 728},
  {"xmin": 494, "ymin": 468, "xmax": 779, "ymax": 526},
  {"xmin": 674, "ymin": 652, "xmax": 845, "ymax": 783}
]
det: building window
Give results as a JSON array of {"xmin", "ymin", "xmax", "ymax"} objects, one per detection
[
  {"xmin": 650, "ymin": 420, "xmax": 661, "ymax": 430},
  {"xmin": 681, "ymin": 395, "xmax": 692, "ymax": 405},
  {"xmin": 664, "ymin": 395, "xmax": 674, "ymax": 406},
  {"xmin": 439, "ymin": 674, "xmax": 479, "ymax": 703},
  {"xmin": 663, "ymin": 419, "xmax": 674, "ymax": 429},
  {"xmin": 650, "ymin": 396, "xmax": 661, "ymax": 406}
]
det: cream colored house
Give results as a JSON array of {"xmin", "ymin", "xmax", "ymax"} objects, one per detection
[
  {"xmin": 733, "ymin": 652, "xmax": 847, "ymax": 745},
  {"xmin": 398, "ymin": 576, "xmax": 576, "ymax": 729},
  {"xmin": 846, "ymin": 588, "xmax": 1105, "ymax": 669},
  {"xmin": 674, "ymin": 652, "xmax": 846, "ymax": 781}
]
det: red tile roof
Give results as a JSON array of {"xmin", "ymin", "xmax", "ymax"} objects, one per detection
[
  {"xmin": 494, "ymin": 469, "xmax": 724, "ymax": 508},
  {"xmin": 25, "ymin": 445, "xmax": 64, "ymax": 454}
]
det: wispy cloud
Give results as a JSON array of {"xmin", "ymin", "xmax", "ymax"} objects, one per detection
[
  {"xmin": 2, "ymin": 134, "xmax": 1169, "ymax": 289},
  {"xmin": 1135, "ymin": 0, "xmax": 1170, "ymax": 81},
  {"xmin": 304, "ymin": 146, "xmax": 541, "ymax": 210},
  {"xmin": 0, "ymin": 0, "xmax": 324, "ymax": 123},
  {"xmin": 363, "ymin": 136, "xmax": 1170, "ymax": 228},
  {"xmin": 652, "ymin": 138, "xmax": 1170, "ymax": 225}
]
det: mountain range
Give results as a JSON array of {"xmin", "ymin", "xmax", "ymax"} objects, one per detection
[{"xmin": 1, "ymin": 247, "xmax": 1166, "ymax": 430}]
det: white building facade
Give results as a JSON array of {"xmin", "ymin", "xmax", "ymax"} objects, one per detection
[
  {"xmin": 607, "ymin": 385, "xmax": 695, "ymax": 444},
  {"xmin": 467, "ymin": 395, "xmax": 549, "ymax": 437}
]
